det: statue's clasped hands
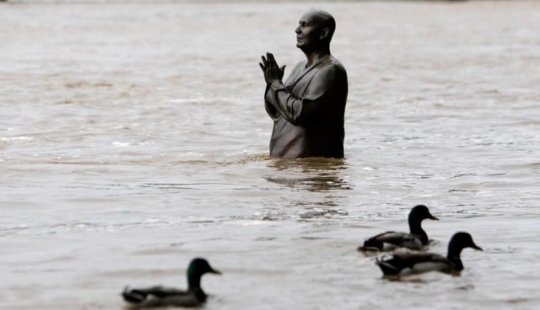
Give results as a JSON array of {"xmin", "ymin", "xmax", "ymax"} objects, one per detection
[{"xmin": 260, "ymin": 53, "xmax": 286, "ymax": 85}]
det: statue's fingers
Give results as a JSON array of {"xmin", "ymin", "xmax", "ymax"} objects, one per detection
[
  {"xmin": 268, "ymin": 53, "xmax": 277, "ymax": 65},
  {"xmin": 259, "ymin": 63, "xmax": 265, "ymax": 71},
  {"xmin": 261, "ymin": 56, "xmax": 268, "ymax": 66}
]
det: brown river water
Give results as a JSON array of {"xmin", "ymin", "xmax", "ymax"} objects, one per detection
[{"xmin": 1, "ymin": 1, "xmax": 539, "ymax": 309}]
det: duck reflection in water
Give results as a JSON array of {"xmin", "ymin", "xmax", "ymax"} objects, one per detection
[{"xmin": 265, "ymin": 157, "xmax": 352, "ymax": 193}]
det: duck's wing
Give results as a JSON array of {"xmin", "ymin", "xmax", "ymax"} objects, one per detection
[
  {"xmin": 377, "ymin": 252, "xmax": 452, "ymax": 276},
  {"xmin": 361, "ymin": 231, "xmax": 423, "ymax": 251}
]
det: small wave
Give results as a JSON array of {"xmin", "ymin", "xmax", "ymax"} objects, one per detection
[
  {"xmin": 112, "ymin": 141, "xmax": 130, "ymax": 147},
  {"xmin": 0, "ymin": 136, "xmax": 33, "ymax": 142},
  {"xmin": 64, "ymin": 80, "xmax": 113, "ymax": 88},
  {"xmin": 165, "ymin": 97, "xmax": 242, "ymax": 104}
]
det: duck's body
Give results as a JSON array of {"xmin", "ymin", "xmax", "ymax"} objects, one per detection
[
  {"xmin": 377, "ymin": 252, "xmax": 458, "ymax": 276},
  {"xmin": 122, "ymin": 258, "xmax": 220, "ymax": 308},
  {"xmin": 359, "ymin": 205, "xmax": 438, "ymax": 252},
  {"xmin": 376, "ymin": 232, "xmax": 482, "ymax": 277},
  {"xmin": 362, "ymin": 231, "xmax": 424, "ymax": 251},
  {"xmin": 122, "ymin": 286, "xmax": 206, "ymax": 308}
]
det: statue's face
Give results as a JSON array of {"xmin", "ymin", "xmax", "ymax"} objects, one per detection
[{"xmin": 295, "ymin": 12, "xmax": 323, "ymax": 50}]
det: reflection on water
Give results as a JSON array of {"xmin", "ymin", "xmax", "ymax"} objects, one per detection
[{"xmin": 265, "ymin": 158, "xmax": 352, "ymax": 192}]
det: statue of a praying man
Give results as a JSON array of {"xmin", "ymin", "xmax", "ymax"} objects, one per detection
[{"xmin": 260, "ymin": 9, "xmax": 348, "ymax": 159}]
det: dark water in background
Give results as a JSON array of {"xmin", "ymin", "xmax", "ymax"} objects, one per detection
[{"xmin": 1, "ymin": 1, "xmax": 539, "ymax": 309}]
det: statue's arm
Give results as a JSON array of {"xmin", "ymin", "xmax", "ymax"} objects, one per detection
[{"xmin": 265, "ymin": 65, "xmax": 338, "ymax": 126}]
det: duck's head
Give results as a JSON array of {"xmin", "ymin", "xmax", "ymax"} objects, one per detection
[
  {"xmin": 447, "ymin": 232, "xmax": 483, "ymax": 260},
  {"xmin": 408, "ymin": 205, "xmax": 439, "ymax": 223},
  {"xmin": 187, "ymin": 258, "xmax": 221, "ymax": 290},
  {"xmin": 189, "ymin": 258, "xmax": 221, "ymax": 276},
  {"xmin": 407, "ymin": 205, "xmax": 438, "ymax": 244}
]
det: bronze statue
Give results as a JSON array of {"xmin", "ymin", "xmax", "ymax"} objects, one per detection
[{"xmin": 260, "ymin": 10, "xmax": 348, "ymax": 159}]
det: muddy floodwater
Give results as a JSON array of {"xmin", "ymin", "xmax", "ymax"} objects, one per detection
[{"xmin": 1, "ymin": 1, "xmax": 539, "ymax": 309}]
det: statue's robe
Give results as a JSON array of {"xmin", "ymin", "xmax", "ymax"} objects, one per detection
[{"xmin": 264, "ymin": 55, "xmax": 348, "ymax": 159}]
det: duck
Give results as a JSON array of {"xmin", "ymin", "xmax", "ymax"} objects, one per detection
[
  {"xmin": 122, "ymin": 258, "xmax": 221, "ymax": 308},
  {"xmin": 358, "ymin": 205, "xmax": 439, "ymax": 252},
  {"xmin": 376, "ymin": 232, "xmax": 483, "ymax": 277}
]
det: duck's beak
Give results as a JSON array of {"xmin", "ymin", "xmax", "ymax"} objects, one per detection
[
  {"xmin": 471, "ymin": 243, "xmax": 483, "ymax": 251},
  {"xmin": 428, "ymin": 215, "xmax": 439, "ymax": 221},
  {"xmin": 210, "ymin": 268, "xmax": 222, "ymax": 275}
]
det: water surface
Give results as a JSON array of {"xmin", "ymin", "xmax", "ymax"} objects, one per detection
[{"xmin": 1, "ymin": 1, "xmax": 539, "ymax": 309}]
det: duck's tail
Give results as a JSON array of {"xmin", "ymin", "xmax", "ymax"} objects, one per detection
[
  {"xmin": 359, "ymin": 238, "xmax": 383, "ymax": 252},
  {"xmin": 375, "ymin": 255, "xmax": 401, "ymax": 276},
  {"xmin": 121, "ymin": 286, "xmax": 146, "ymax": 304}
]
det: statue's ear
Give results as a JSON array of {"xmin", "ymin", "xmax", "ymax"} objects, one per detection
[{"xmin": 319, "ymin": 27, "xmax": 329, "ymax": 40}]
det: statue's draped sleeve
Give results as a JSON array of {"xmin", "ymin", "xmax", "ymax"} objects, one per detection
[
  {"xmin": 264, "ymin": 65, "xmax": 338, "ymax": 126},
  {"xmin": 264, "ymin": 84, "xmax": 280, "ymax": 121}
]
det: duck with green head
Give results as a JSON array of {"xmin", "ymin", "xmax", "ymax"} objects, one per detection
[
  {"xmin": 122, "ymin": 258, "xmax": 221, "ymax": 308},
  {"xmin": 376, "ymin": 232, "xmax": 483, "ymax": 277},
  {"xmin": 358, "ymin": 205, "xmax": 439, "ymax": 252}
]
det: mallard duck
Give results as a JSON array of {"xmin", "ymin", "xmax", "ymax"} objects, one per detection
[
  {"xmin": 122, "ymin": 258, "xmax": 221, "ymax": 308},
  {"xmin": 376, "ymin": 232, "xmax": 483, "ymax": 276},
  {"xmin": 358, "ymin": 205, "xmax": 439, "ymax": 252}
]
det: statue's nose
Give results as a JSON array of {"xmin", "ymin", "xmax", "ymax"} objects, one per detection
[{"xmin": 295, "ymin": 26, "xmax": 301, "ymax": 34}]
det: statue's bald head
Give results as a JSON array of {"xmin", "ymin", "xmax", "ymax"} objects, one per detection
[{"xmin": 302, "ymin": 9, "xmax": 336, "ymax": 44}]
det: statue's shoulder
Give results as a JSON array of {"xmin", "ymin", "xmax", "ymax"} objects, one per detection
[
  {"xmin": 317, "ymin": 56, "xmax": 347, "ymax": 80},
  {"xmin": 326, "ymin": 56, "xmax": 347, "ymax": 74}
]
